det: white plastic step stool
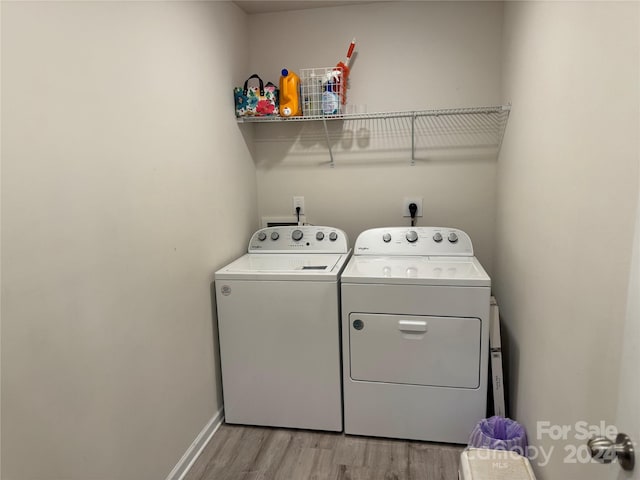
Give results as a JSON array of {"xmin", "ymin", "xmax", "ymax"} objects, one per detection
[{"xmin": 459, "ymin": 448, "xmax": 537, "ymax": 480}]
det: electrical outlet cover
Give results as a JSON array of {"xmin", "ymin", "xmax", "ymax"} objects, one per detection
[
  {"xmin": 402, "ymin": 197, "xmax": 423, "ymax": 217},
  {"xmin": 293, "ymin": 196, "xmax": 305, "ymax": 215}
]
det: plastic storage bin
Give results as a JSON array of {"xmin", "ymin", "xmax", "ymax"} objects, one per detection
[{"xmin": 459, "ymin": 448, "xmax": 536, "ymax": 480}]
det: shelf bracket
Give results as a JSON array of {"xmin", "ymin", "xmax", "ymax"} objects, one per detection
[
  {"xmin": 322, "ymin": 115, "xmax": 335, "ymax": 168},
  {"xmin": 410, "ymin": 113, "xmax": 416, "ymax": 166}
]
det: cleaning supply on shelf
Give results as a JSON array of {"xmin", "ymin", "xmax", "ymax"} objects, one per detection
[
  {"xmin": 302, "ymin": 73, "xmax": 323, "ymax": 116},
  {"xmin": 322, "ymin": 90, "xmax": 340, "ymax": 115},
  {"xmin": 279, "ymin": 68, "xmax": 301, "ymax": 117},
  {"xmin": 322, "ymin": 70, "xmax": 341, "ymax": 115},
  {"xmin": 335, "ymin": 38, "xmax": 356, "ymax": 105}
]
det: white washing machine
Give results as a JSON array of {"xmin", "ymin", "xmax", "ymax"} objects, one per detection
[
  {"xmin": 215, "ymin": 225, "xmax": 351, "ymax": 432},
  {"xmin": 341, "ymin": 227, "xmax": 490, "ymax": 444}
]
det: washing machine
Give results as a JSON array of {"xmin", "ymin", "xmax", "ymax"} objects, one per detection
[
  {"xmin": 215, "ymin": 225, "xmax": 350, "ymax": 432},
  {"xmin": 341, "ymin": 227, "xmax": 490, "ymax": 444}
]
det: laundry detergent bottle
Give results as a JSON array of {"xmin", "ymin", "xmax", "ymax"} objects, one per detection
[{"xmin": 279, "ymin": 68, "xmax": 301, "ymax": 117}]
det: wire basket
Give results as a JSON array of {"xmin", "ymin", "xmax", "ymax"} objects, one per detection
[{"xmin": 300, "ymin": 66, "xmax": 344, "ymax": 117}]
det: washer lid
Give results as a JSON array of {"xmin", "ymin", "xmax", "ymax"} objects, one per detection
[
  {"xmin": 215, "ymin": 252, "xmax": 351, "ymax": 281},
  {"xmin": 340, "ymin": 255, "xmax": 490, "ymax": 287}
]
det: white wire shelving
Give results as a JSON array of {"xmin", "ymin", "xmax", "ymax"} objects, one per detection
[{"xmin": 236, "ymin": 105, "xmax": 511, "ymax": 167}]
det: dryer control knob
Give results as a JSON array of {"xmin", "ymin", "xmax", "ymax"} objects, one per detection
[
  {"xmin": 316, "ymin": 232, "xmax": 325, "ymax": 241},
  {"xmin": 292, "ymin": 229, "xmax": 303, "ymax": 241},
  {"xmin": 257, "ymin": 232, "xmax": 267, "ymax": 241},
  {"xmin": 406, "ymin": 230, "xmax": 418, "ymax": 243},
  {"xmin": 270, "ymin": 231, "xmax": 279, "ymax": 241},
  {"xmin": 382, "ymin": 233, "xmax": 392, "ymax": 243},
  {"xmin": 433, "ymin": 232, "xmax": 443, "ymax": 243},
  {"xmin": 448, "ymin": 232, "xmax": 459, "ymax": 243},
  {"xmin": 329, "ymin": 232, "xmax": 338, "ymax": 241}
]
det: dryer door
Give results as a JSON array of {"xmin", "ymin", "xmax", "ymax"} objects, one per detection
[{"xmin": 349, "ymin": 313, "xmax": 481, "ymax": 388}]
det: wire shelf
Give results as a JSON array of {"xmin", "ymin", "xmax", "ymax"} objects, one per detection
[
  {"xmin": 236, "ymin": 105, "xmax": 509, "ymax": 123},
  {"xmin": 238, "ymin": 105, "xmax": 511, "ymax": 166}
]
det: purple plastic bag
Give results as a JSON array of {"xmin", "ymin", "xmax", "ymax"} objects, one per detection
[{"xmin": 468, "ymin": 416, "xmax": 528, "ymax": 452}]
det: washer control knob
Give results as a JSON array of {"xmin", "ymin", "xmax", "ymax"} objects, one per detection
[
  {"xmin": 329, "ymin": 232, "xmax": 338, "ymax": 241},
  {"xmin": 433, "ymin": 232, "xmax": 443, "ymax": 243},
  {"xmin": 257, "ymin": 232, "xmax": 267, "ymax": 241},
  {"xmin": 406, "ymin": 230, "xmax": 418, "ymax": 243},
  {"xmin": 382, "ymin": 233, "xmax": 392, "ymax": 243},
  {"xmin": 448, "ymin": 232, "xmax": 459, "ymax": 243},
  {"xmin": 316, "ymin": 231, "xmax": 325, "ymax": 241},
  {"xmin": 292, "ymin": 229, "xmax": 303, "ymax": 241},
  {"xmin": 270, "ymin": 231, "xmax": 279, "ymax": 241}
]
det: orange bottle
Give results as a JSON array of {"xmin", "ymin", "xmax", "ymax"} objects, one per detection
[{"xmin": 279, "ymin": 69, "xmax": 301, "ymax": 117}]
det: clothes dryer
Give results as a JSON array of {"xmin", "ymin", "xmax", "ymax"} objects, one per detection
[
  {"xmin": 215, "ymin": 226, "xmax": 350, "ymax": 431},
  {"xmin": 341, "ymin": 227, "xmax": 490, "ymax": 443}
]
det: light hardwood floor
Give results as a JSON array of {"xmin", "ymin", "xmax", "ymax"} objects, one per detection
[{"xmin": 184, "ymin": 424, "xmax": 464, "ymax": 480}]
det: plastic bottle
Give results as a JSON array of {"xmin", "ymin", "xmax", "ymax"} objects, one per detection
[
  {"xmin": 322, "ymin": 70, "xmax": 341, "ymax": 115},
  {"xmin": 279, "ymin": 68, "xmax": 301, "ymax": 117},
  {"xmin": 322, "ymin": 90, "xmax": 340, "ymax": 115}
]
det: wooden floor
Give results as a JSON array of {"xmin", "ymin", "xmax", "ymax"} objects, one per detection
[{"xmin": 184, "ymin": 424, "xmax": 464, "ymax": 480}]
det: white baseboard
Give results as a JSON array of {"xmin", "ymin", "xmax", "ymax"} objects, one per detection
[{"xmin": 165, "ymin": 407, "xmax": 224, "ymax": 480}]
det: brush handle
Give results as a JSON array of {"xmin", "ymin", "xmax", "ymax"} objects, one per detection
[{"xmin": 346, "ymin": 38, "xmax": 356, "ymax": 59}]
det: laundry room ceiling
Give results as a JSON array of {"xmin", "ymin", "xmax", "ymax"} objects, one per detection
[{"xmin": 233, "ymin": 1, "xmax": 383, "ymax": 14}]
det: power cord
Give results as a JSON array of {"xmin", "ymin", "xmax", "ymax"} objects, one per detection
[
  {"xmin": 409, "ymin": 203, "xmax": 418, "ymax": 227},
  {"xmin": 296, "ymin": 206, "xmax": 301, "ymax": 226}
]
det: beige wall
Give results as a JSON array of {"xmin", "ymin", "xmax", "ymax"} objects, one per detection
[
  {"xmin": 495, "ymin": 2, "xmax": 639, "ymax": 479},
  {"xmin": 1, "ymin": 2, "xmax": 256, "ymax": 479},
  {"xmin": 248, "ymin": 2, "xmax": 504, "ymax": 272}
]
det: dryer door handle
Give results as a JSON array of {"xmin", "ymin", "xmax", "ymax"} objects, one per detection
[{"xmin": 398, "ymin": 320, "xmax": 427, "ymax": 332}]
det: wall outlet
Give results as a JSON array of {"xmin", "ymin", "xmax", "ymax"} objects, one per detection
[
  {"xmin": 293, "ymin": 196, "xmax": 305, "ymax": 215},
  {"xmin": 402, "ymin": 197, "xmax": 423, "ymax": 217}
]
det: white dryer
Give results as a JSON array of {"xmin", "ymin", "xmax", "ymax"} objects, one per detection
[
  {"xmin": 341, "ymin": 227, "xmax": 490, "ymax": 444},
  {"xmin": 215, "ymin": 226, "xmax": 350, "ymax": 432}
]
